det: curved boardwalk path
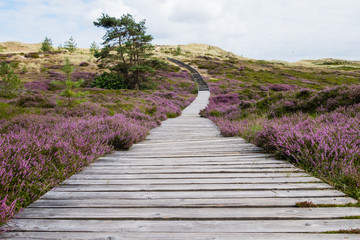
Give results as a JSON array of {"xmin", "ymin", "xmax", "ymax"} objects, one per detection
[{"xmin": 2, "ymin": 64, "xmax": 360, "ymax": 239}]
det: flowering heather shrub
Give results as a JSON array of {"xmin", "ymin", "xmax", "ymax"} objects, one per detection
[
  {"xmin": 0, "ymin": 113, "xmax": 148, "ymax": 223},
  {"xmin": 24, "ymin": 81, "xmax": 50, "ymax": 92},
  {"xmin": 59, "ymin": 102, "xmax": 110, "ymax": 118},
  {"xmin": 45, "ymin": 64, "xmax": 63, "ymax": 69},
  {"xmin": 268, "ymin": 83, "xmax": 298, "ymax": 92},
  {"xmin": 256, "ymin": 111, "xmax": 360, "ymax": 197},
  {"xmin": 72, "ymin": 71, "xmax": 97, "ymax": 87},
  {"xmin": 15, "ymin": 94, "xmax": 56, "ymax": 108}
]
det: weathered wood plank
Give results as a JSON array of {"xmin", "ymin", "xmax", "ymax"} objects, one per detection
[
  {"xmin": 68, "ymin": 172, "xmax": 311, "ymax": 180},
  {"xmin": 107, "ymin": 152, "xmax": 272, "ymax": 159},
  {"xmin": 92, "ymin": 159, "xmax": 288, "ymax": 165},
  {"xmin": 29, "ymin": 197, "xmax": 358, "ymax": 208},
  {"xmin": 86, "ymin": 163, "xmax": 295, "ymax": 169},
  {"xmin": 42, "ymin": 189, "xmax": 347, "ymax": 200},
  {"xmin": 4, "ymin": 219, "xmax": 360, "ymax": 232},
  {"xmin": 80, "ymin": 167, "xmax": 303, "ymax": 174},
  {"xmin": 63, "ymin": 177, "xmax": 322, "ymax": 185},
  {"xmin": 16, "ymin": 207, "xmax": 360, "ymax": 220},
  {"xmin": 56, "ymin": 183, "xmax": 332, "ymax": 192}
]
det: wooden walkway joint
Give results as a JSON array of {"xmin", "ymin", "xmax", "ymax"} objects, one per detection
[{"xmin": 1, "ymin": 62, "xmax": 359, "ymax": 239}]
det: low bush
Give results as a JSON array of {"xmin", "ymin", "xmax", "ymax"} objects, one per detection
[{"xmin": 92, "ymin": 72, "xmax": 125, "ymax": 89}]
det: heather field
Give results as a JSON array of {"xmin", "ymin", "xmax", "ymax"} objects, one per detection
[
  {"xmin": 193, "ymin": 56, "xmax": 360, "ymax": 199},
  {"xmin": 0, "ymin": 43, "xmax": 196, "ymax": 224},
  {"xmin": 1, "ymin": 41, "xmax": 360, "ymax": 225}
]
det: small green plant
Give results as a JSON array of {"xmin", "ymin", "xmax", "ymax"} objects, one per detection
[
  {"xmin": 20, "ymin": 64, "xmax": 28, "ymax": 74},
  {"xmin": 174, "ymin": 46, "xmax": 182, "ymax": 56},
  {"xmin": 52, "ymin": 57, "xmax": 88, "ymax": 106},
  {"xmin": 63, "ymin": 36, "xmax": 77, "ymax": 53},
  {"xmin": 295, "ymin": 201, "xmax": 317, "ymax": 208},
  {"xmin": 0, "ymin": 62, "xmax": 22, "ymax": 98},
  {"xmin": 40, "ymin": 37, "xmax": 53, "ymax": 52}
]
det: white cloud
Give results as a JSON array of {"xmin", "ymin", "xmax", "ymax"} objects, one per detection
[{"xmin": 0, "ymin": 0, "xmax": 360, "ymax": 61}]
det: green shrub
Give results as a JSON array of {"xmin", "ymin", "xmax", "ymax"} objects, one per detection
[
  {"xmin": 91, "ymin": 72, "xmax": 126, "ymax": 89},
  {"xmin": 209, "ymin": 110, "xmax": 221, "ymax": 117},
  {"xmin": 0, "ymin": 62, "xmax": 22, "ymax": 98},
  {"xmin": 40, "ymin": 37, "xmax": 53, "ymax": 52},
  {"xmin": 25, "ymin": 52, "xmax": 40, "ymax": 58},
  {"xmin": 63, "ymin": 37, "xmax": 77, "ymax": 53},
  {"xmin": 166, "ymin": 112, "xmax": 178, "ymax": 118},
  {"xmin": 52, "ymin": 58, "xmax": 88, "ymax": 106},
  {"xmin": 145, "ymin": 59, "xmax": 169, "ymax": 70},
  {"xmin": 173, "ymin": 46, "xmax": 182, "ymax": 56}
]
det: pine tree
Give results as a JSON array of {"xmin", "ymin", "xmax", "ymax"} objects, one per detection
[
  {"xmin": 64, "ymin": 37, "xmax": 77, "ymax": 53},
  {"xmin": 40, "ymin": 37, "xmax": 53, "ymax": 52},
  {"xmin": 93, "ymin": 13, "xmax": 154, "ymax": 89}
]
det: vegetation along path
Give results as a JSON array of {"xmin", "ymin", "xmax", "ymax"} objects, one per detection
[{"xmin": 1, "ymin": 63, "xmax": 360, "ymax": 240}]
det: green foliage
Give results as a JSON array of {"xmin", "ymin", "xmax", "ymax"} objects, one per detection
[
  {"xmin": 174, "ymin": 46, "xmax": 182, "ymax": 56},
  {"xmin": 0, "ymin": 62, "xmax": 22, "ymax": 98},
  {"xmin": 40, "ymin": 37, "xmax": 53, "ymax": 52},
  {"xmin": 0, "ymin": 102, "xmax": 23, "ymax": 120},
  {"xmin": 91, "ymin": 72, "xmax": 125, "ymax": 90},
  {"xmin": 93, "ymin": 13, "xmax": 154, "ymax": 89},
  {"xmin": 145, "ymin": 58, "xmax": 170, "ymax": 71},
  {"xmin": 20, "ymin": 64, "xmax": 28, "ymax": 74},
  {"xmin": 52, "ymin": 58, "xmax": 88, "ymax": 106},
  {"xmin": 25, "ymin": 52, "xmax": 40, "ymax": 58},
  {"xmin": 89, "ymin": 41, "xmax": 99, "ymax": 55},
  {"xmin": 166, "ymin": 112, "xmax": 178, "ymax": 118},
  {"xmin": 63, "ymin": 36, "xmax": 77, "ymax": 53}
]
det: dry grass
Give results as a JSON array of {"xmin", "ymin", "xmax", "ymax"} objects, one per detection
[
  {"xmin": 0, "ymin": 41, "xmax": 41, "ymax": 53},
  {"xmin": 154, "ymin": 43, "xmax": 252, "ymax": 62},
  {"xmin": 0, "ymin": 41, "xmax": 98, "ymax": 82}
]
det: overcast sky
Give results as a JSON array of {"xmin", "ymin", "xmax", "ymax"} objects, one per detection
[{"xmin": 1, "ymin": 0, "xmax": 359, "ymax": 62}]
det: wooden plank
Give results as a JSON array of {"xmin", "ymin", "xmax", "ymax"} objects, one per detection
[
  {"xmin": 95, "ymin": 157, "xmax": 279, "ymax": 162},
  {"xmin": 16, "ymin": 207, "xmax": 360, "ymax": 220},
  {"xmin": 105, "ymin": 153, "xmax": 273, "ymax": 158},
  {"xmin": 1, "ymin": 232, "xmax": 357, "ymax": 240},
  {"xmin": 63, "ymin": 177, "xmax": 322, "ymax": 185},
  {"xmin": 90, "ymin": 160, "xmax": 290, "ymax": 166},
  {"xmin": 56, "ymin": 183, "xmax": 332, "ymax": 191},
  {"xmin": 135, "ymin": 138, "xmax": 250, "ymax": 145},
  {"xmin": 68, "ymin": 172, "xmax": 310, "ymax": 180},
  {"xmin": 29, "ymin": 197, "xmax": 358, "ymax": 208},
  {"xmin": 42, "ymin": 189, "xmax": 347, "ymax": 200},
  {"xmin": 4, "ymin": 219, "xmax": 360, "ymax": 232},
  {"xmin": 86, "ymin": 163, "xmax": 295, "ymax": 169},
  {"xmin": 80, "ymin": 168, "xmax": 302, "ymax": 174}
]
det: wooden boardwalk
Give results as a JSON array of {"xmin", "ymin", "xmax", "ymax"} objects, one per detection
[{"xmin": 2, "ymin": 90, "xmax": 360, "ymax": 239}]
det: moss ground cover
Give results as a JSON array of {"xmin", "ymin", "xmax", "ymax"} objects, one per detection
[
  {"xmin": 197, "ymin": 57, "xmax": 360, "ymax": 199},
  {"xmin": 0, "ymin": 47, "xmax": 196, "ymax": 224}
]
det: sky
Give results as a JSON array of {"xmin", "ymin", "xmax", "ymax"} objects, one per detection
[{"xmin": 0, "ymin": 0, "xmax": 359, "ymax": 62}]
